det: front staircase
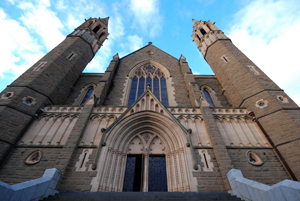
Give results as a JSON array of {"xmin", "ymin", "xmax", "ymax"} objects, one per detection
[{"xmin": 47, "ymin": 192, "xmax": 242, "ymax": 201}]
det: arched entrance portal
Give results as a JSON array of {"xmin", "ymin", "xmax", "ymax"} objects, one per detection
[{"xmin": 91, "ymin": 111, "xmax": 193, "ymax": 192}]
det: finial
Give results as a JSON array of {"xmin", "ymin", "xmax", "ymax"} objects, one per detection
[{"xmin": 148, "ymin": 42, "xmax": 152, "ymax": 45}]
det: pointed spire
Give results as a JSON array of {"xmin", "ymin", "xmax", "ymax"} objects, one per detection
[
  {"xmin": 100, "ymin": 17, "xmax": 109, "ymax": 27},
  {"xmin": 113, "ymin": 53, "xmax": 119, "ymax": 60},
  {"xmin": 180, "ymin": 54, "xmax": 186, "ymax": 61}
]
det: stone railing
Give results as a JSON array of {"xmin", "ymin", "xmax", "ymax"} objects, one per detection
[
  {"xmin": 0, "ymin": 168, "xmax": 61, "ymax": 201},
  {"xmin": 227, "ymin": 169, "xmax": 300, "ymax": 201}
]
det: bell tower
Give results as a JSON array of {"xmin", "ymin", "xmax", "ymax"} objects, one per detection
[
  {"xmin": 192, "ymin": 19, "xmax": 300, "ymax": 180},
  {"xmin": 0, "ymin": 17, "xmax": 109, "ymax": 165}
]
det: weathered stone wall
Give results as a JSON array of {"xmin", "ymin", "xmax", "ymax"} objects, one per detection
[
  {"xmin": 194, "ymin": 76, "xmax": 230, "ymax": 107},
  {"xmin": 9, "ymin": 37, "xmax": 94, "ymax": 105},
  {"xmin": 205, "ymin": 39, "xmax": 300, "ymax": 180},
  {"xmin": 0, "ymin": 36, "xmax": 95, "ymax": 164},
  {"xmin": 227, "ymin": 148, "xmax": 290, "ymax": 185},
  {"xmin": 193, "ymin": 149, "xmax": 226, "ymax": 191},
  {"xmin": 104, "ymin": 44, "xmax": 192, "ymax": 107},
  {"xmin": 0, "ymin": 147, "xmax": 62, "ymax": 185},
  {"xmin": 59, "ymin": 148, "xmax": 97, "ymax": 192},
  {"xmin": 205, "ymin": 39, "xmax": 280, "ymax": 108},
  {"xmin": 65, "ymin": 74, "xmax": 103, "ymax": 105}
]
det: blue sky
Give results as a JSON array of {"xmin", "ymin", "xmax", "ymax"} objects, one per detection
[{"xmin": 0, "ymin": 0, "xmax": 300, "ymax": 105}]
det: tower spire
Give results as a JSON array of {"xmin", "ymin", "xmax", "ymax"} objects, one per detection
[
  {"xmin": 0, "ymin": 17, "xmax": 109, "ymax": 166},
  {"xmin": 70, "ymin": 17, "xmax": 109, "ymax": 55},
  {"xmin": 191, "ymin": 20, "xmax": 229, "ymax": 56},
  {"xmin": 192, "ymin": 19, "xmax": 300, "ymax": 181}
]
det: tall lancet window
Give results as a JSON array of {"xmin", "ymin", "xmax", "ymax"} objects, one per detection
[
  {"xmin": 81, "ymin": 87, "xmax": 94, "ymax": 106},
  {"xmin": 203, "ymin": 89, "xmax": 215, "ymax": 107},
  {"xmin": 128, "ymin": 64, "xmax": 169, "ymax": 106}
]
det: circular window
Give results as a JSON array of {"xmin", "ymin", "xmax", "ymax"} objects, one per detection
[
  {"xmin": 255, "ymin": 99, "xmax": 268, "ymax": 109},
  {"xmin": 277, "ymin": 95, "xmax": 288, "ymax": 103},
  {"xmin": 246, "ymin": 151, "xmax": 264, "ymax": 166},
  {"xmin": 5, "ymin": 92, "xmax": 12, "ymax": 98},
  {"xmin": 24, "ymin": 149, "xmax": 43, "ymax": 165},
  {"xmin": 22, "ymin": 96, "xmax": 36, "ymax": 106},
  {"xmin": 26, "ymin": 98, "xmax": 33, "ymax": 104},
  {"xmin": 1, "ymin": 92, "xmax": 14, "ymax": 99}
]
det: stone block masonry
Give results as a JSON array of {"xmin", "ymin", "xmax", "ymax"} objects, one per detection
[
  {"xmin": 205, "ymin": 37, "xmax": 300, "ymax": 181},
  {"xmin": 53, "ymin": 104, "xmax": 93, "ymax": 175},
  {"xmin": 200, "ymin": 106, "xmax": 234, "ymax": 190}
]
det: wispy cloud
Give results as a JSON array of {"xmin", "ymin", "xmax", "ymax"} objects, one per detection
[
  {"xmin": 129, "ymin": 0, "xmax": 163, "ymax": 37},
  {"xmin": 119, "ymin": 34, "xmax": 143, "ymax": 57},
  {"xmin": 228, "ymin": 0, "xmax": 300, "ymax": 105},
  {"xmin": 18, "ymin": 0, "xmax": 65, "ymax": 51},
  {"xmin": 0, "ymin": 8, "xmax": 44, "ymax": 77}
]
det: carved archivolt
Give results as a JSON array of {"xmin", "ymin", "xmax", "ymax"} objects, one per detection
[{"xmin": 90, "ymin": 111, "xmax": 194, "ymax": 192}]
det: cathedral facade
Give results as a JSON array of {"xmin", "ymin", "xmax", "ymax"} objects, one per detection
[{"xmin": 0, "ymin": 17, "xmax": 299, "ymax": 193}]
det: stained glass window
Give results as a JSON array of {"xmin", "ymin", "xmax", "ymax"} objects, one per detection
[
  {"xmin": 128, "ymin": 64, "xmax": 169, "ymax": 106},
  {"xmin": 128, "ymin": 77, "xmax": 138, "ymax": 105},
  {"xmin": 81, "ymin": 87, "xmax": 93, "ymax": 106},
  {"xmin": 153, "ymin": 77, "xmax": 160, "ymax": 101},
  {"xmin": 203, "ymin": 89, "xmax": 215, "ymax": 107},
  {"xmin": 137, "ymin": 77, "xmax": 145, "ymax": 98},
  {"xmin": 161, "ymin": 77, "xmax": 168, "ymax": 106}
]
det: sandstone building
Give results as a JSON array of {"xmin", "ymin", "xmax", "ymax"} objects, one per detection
[{"xmin": 0, "ymin": 17, "xmax": 299, "ymax": 197}]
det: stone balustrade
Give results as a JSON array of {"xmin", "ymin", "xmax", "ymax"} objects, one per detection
[
  {"xmin": 0, "ymin": 168, "xmax": 61, "ymax": 201},
  {"xmin": 227, "ymin": 169, "xmax": 300, "ymax": 201}
]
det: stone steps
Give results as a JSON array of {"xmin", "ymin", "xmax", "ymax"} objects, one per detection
[{"xmin": 46, "ymin": 192, "xmax": 242, "ymax": 201}]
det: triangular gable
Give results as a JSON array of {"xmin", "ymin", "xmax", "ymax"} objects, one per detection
[
  {"xmin": 103, "ymin": 88, "xmax": 189, "ymax": 135},
  {"xmin": 120, "ymin": 43, "xmax": 179, "ymax": 61}
]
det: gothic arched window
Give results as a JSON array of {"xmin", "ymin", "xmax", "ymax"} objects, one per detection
[
  {"xmin": 200, "ymin": 28, "xmax": 206, "ymax": 36},
  {"xmin": 203, "ymin": 89, "xmax": 215, "ymax": 107},
  {"xmin": 128, "ymin": 64, "xmax": 169, "ymax": 106},
  {"xmin": 81, "ymin": 87, "xmax": 94, "ymax": 106},
  {"xmin": 197, "ymin": 34, "xmax": 201, "ymax": 41},
  {"xmin": 92, "ymin": 26, "xmax": 100, "ymax": 34}
]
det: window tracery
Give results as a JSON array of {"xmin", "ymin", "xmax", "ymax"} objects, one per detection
[{"xmin": 128, "ymin": 64, "xmax": 169, "ymax": 106}]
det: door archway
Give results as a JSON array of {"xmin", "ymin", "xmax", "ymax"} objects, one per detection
[{"xmin": 91, "ymin": 111, "xmax": 193, "ymax": 192}]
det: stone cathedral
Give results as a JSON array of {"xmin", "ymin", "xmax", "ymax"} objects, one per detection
[{"xmin": 0, "ymin": 17, "xmax": 300, "ymax": 200}]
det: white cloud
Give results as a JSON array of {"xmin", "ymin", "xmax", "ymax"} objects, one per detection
[
  {"xmin": 128, "ymin": 35, "xmax": 143, "ymax": 52},
  {"xmin": 228, "ymin": 0, "xmax": 300, "ymax": 106},
  {"xmin": 18, "ymin": 0, "xmax": 65, "ymax": 51},
  {"xmin": 129, "ymin": 0, "xmax": 163, "ymax": 37},
  {"xmin": 0, "ymin": 8, "xmax": 44, "ymax": 78},
  {"xmin": 119, "ymin": 34, "xmax": 143, "ymax": 57}
]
